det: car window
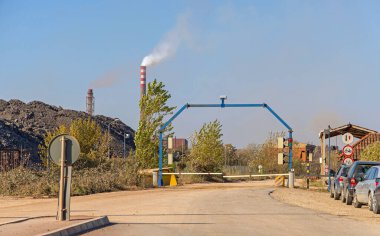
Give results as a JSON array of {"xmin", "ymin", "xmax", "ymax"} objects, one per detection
[
  {"xmin": 364, "ymin": 168, "xmax": 374, "ymax": 179},
  {"xmin": 374, "ymin": 168, "xmax": 379, "ymax": 179},
  {"xmin": 341, "ymin": 167, "xmax": 349, "ymax": 177},
  {"xmin": 347, "ymin": 162, "xmax": 380, "ymax": 177},
  {"xmin": 354, "ymin": 166, "xmax": 366, "ymax": 177}
]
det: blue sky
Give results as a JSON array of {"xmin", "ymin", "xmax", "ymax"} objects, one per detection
[{"xmin": 1, "ymin": 0, "xmax": 379, "ymax": 147}]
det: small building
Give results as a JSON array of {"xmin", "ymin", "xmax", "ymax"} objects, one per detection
[
  {"xmin": 318, "ymin": 123, "xmax": 378, "ymax": 174},
  {"xmin": 163, "ymin": 137, "xmax": 188, "ymax": 152}
]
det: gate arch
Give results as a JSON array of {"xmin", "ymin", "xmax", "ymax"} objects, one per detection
[{"xmin": 157, "ymin": 99, "xmax": 293, "ymax": 187}]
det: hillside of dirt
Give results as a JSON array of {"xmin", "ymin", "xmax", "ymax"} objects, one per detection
[{"xmin": 0, "ymin": 99, "xmax": 135, "ymax": 160}]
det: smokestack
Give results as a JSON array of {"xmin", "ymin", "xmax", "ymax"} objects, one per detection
[
  {"xmin": 140, "ymin": 66, "xmax": 146, "ymax": 98},
  {"xmin": 86, "ymin": 89, "xmax": 95, "ymax": 116}
]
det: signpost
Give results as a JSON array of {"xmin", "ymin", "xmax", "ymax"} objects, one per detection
[
  {"xmin": 341, "ymin": 132, "xmax": 354, "ymax": 165},
  {"xmin": 48, "ymin": 134, "xmax": 80, "ymax": 221},
  {"xmin": 342, "ymin": 132, "xmax": 354, "ymax": 145},
  {"xmin": 343, "ymin": 157, "xmax": 354, "ymax": 165},
  {"xmin": 343, "ymin": 145, "xmax": 354, "ymax": 158}
]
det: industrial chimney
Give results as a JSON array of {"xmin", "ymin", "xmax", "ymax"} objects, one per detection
[
  {"xmin": 140, "ymin": 66, "xmax": 146, "ymax": 98},
  {"xmin": 86, "ymin": 89, "xmax": 95, "ymax": 116}
]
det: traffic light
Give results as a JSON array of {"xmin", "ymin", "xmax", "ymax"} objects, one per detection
[
  {"xmin": 277, "ymin": 137, "xmax": 291, "ymax": 165},
  {"xmin": 277, "ymin": 137, "xmax": 287, "ymax": 148},
  {"xmin": 278, "ymin": 153, "xmax": 285, "ymax": 165}
]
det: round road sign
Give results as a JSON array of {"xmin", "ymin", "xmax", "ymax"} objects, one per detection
[
  {"xmin": 343, "ymin": 157, "xmax": 354, "ymax": 166},
  {"xmin": 343, "ymin": 145, "xmax": 354, "ymax": 158},
  {"xmin": 48, "ymin": 134, "xmax": 80, "ymax": 166},
  {"xmin": 342, "ymin": 133, "xmax": 354, "ymax": 145}
]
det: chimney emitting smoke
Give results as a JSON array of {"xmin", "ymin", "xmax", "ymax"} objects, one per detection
[
  {"xmin": 86, "ymin": 89, "xmax": 95, "ymax": 116},
  {"xmin": 140, "ymin": 66, "xmax": 146, "ymax": 98}
]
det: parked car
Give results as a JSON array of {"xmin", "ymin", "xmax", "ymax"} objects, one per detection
[
  {"xmin": 373, "ymin": 185, "xmax": 380, "ymax": 214},
  {"xmin": 329, "ymin": 164, "xmax": 350, "ymax": 200},
  {"xmin": 341, "ymin": 161, "xmax": 380, "ymax": 205},
  {"xmin": 353, "ymin": 166, "xmax": 380, "ymax": 209}
]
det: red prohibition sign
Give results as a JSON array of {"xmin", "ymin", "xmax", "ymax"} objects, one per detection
[{"xmin": 343, "ymin": 145, "xmax": 353, "ymax": 157}]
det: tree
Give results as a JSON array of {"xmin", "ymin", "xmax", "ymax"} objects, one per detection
[
  {"xmin": 188, "ymin": 120, "xmax": 224, "ymax": 172},
  {"xmin": 134, "ymin": 79, "xmax": 176, "ymax": 169},
  {"xmin": 224, "ymin": 144, "xmax": 237, "ymax": 166},
  {"xmin": 69, "ymin": 118, "xmax": 109, "ymax": 167},
  {"xmin": 361, "ymin": 142, "xmax": 380, "ymax": 161},
  {"xmin": 39, "ymin": 118, "xmax": 108, "ymax": 168},
  {"xmin": 70, "ymin": 118, "xmax": 103, "ymax": 157},
  {"xmin": 246, "ymin": 132, "xmax": 287, "ymax": 174},
  {"xmin": 39, "ymin": 125, "xmax": 68, "ymax": 166}
]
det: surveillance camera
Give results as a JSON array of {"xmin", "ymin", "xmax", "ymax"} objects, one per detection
[{"xmin": 219, "ymin": 95, "xmax": 227, "ymax": 100}]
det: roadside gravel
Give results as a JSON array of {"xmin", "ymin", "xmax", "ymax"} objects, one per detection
[{"xmin": 271, "ymin": 187, "xmax": 380, "ymax": 224}]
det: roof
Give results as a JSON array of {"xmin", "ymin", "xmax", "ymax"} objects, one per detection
[{"xmin": 319, "ymin": 123, "xmax": 377, "ymax": 139}]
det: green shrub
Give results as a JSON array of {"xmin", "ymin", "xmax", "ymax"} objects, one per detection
[{"xmin": 0, "ymin": 158, "xmax": 142, "ymax": 197}]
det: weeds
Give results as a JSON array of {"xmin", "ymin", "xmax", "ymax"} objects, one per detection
[{"xmin": 0, "ymin": 158, "xmax": 142, "ymax": 197}]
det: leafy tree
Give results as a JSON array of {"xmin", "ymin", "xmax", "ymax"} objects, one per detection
[
  {"xmin": 40, "ymin": 118, "xmax": 108, "ymax": 168},
  {"xmin": 134, "ymin": 79, "xmax": 176, "ymax": 169},
  {"xmin": 188, "ymin": 120, "xmax": 224, "ymax": 172},
  {"xmin": 224, "ymin": 144, "xmax": 237, "ymax": 166},
  {"xmin": 361, "ymin": 141, "xmax": 380, "ymax": 161},
  {"xmin": 38, "ymin": 125, "xmax": 68, "ymax": 165},
  {"xmin": 245, "ymin": 132, "xmax": 287, "ymax": 174},
  {"xmin": 70, "ymin": 118, "xmax": 102, "ymax": 156},
  {"xmin": 69, "ymin": 118, "xmax": 109, "ymax": 167}
]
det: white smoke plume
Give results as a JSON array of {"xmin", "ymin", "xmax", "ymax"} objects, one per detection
[
  {"xmin": 89, "ymin": 69, "xmax": 122, "ymax": 89},
  {"xmin": 141, "ymin": 12, "xmax": 191, "ymax": 67}
]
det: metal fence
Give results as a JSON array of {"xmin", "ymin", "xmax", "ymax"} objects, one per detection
[{"xmin": 0, "ymin": 149, "xmax": 31, "ymax": 172}]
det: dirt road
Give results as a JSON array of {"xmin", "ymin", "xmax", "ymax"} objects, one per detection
[{"xmin": 1, "ymin": 181, "xmax": 380, "ymax": 235}]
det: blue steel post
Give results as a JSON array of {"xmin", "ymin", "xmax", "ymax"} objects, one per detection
[
  {"xmin": 263, "ymin": 104, "xmax": 292, "ymax": 131},
  {"xmin": 158, "ymin": 132, "xmax": 163, "ymax": 187},
  {"xmin": 158, "ymin": 104, "xmax": 188, "ymax": 187},
  {"xmin": 157, "ymin": 100, "xmax": 293, "ymax": 187}
]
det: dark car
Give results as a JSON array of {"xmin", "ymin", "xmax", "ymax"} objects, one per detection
[
  {"xmin": 329, "ymin": 164, "xmax": 350, "ymax": 200},
  {"xmin": 341, "ymin": 161, "xmax": 380, "ymax": 205}
]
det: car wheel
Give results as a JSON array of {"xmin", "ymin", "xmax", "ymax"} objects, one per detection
[
  {"xmin": 330, "ymin": 186, "xmax": 334, "ymax": 198},
  {"xmin": 341, "ymin": 189, "xmax": 346, "ymax": 203},
  {"xmin": 373, "ymin": 195, "xmax": 380, "ymax": 214},
  {"xmin": 369, "ymin": 194, "xmax": 374, "ymax": 211},
  {"xmin": 334, "ymin": 188, "xmax": 340, "ymax": 200},
  {"xmin": 353, "ymin": 193, "xmax": 362, "ymax": 208},
  {"xmin": 346, "ymin": 190, "xmax": 353, "ymax": 205}
]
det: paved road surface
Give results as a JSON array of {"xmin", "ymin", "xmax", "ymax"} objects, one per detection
[
  {"xmin": 1, "ymin": 182, "xmax": 380, "ymax": 235},
  {"xmin": 81, "ymin": 183, "xmax": 380, "ymax": 236}
]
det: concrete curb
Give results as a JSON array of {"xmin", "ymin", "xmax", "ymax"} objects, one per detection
[{"xmin": 39, "ymin": 216, "xmax": 110, "ymax": 236}]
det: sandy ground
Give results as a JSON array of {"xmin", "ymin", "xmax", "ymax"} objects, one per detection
[
  {"xmin": 271, "ymin": 187, "xmax": 380, "ymax": 224},
  {"xmin": 2, "ymin": 180, "xmax": 380, "ymax": 235}
]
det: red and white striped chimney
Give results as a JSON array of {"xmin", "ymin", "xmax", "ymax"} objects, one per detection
[{"xmin": 140, "ymin": 66, "xmax": 146, "ymax": 97}]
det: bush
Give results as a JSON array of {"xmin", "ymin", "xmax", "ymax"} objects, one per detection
[
  {"xmin": 0, "ymin": 158, "xmax": 142, "ymax": 197},
  {"xmin": 361, "ymin": 141, "xmax": 380, "ymax": 161}
]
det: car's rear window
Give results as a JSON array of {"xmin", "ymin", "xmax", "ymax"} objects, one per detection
[
  {"xmin": 341, "ymin": 167, "xmax": 349, "ymax": 177},
  {"xmin": 348, "ymin": 164, "xmax": 379, "ymax": 177}
]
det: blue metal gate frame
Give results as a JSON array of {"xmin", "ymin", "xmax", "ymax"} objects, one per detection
[{"xmin": 157, "ymin": 100, "xmax": 293, "ymax": 187}]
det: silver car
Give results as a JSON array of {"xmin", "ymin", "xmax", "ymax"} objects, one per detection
[{"xmin": 353, "ymin": 166, "xmax": 380, "ymax": 210}]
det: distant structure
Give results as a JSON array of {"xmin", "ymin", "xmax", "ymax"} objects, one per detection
[
  {"xmin": 86, "ymin": 89, "xmax": 95, "ymax": 116},
  {"xmin": 140, "ymin": 66, "xmax": 146, "ymax": 98},
  {"xmin": 163, "ymin": 137, "xmax": 188, "ymax": 153}
]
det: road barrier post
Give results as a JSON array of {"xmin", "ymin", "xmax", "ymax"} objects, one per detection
[
  {"xmin": 153, "ymin": 171, "xmax": 158, "ymax": 187},
  {"xmin": 289, "ymin": 171, "xmax": 294, "ymax": 188}
]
